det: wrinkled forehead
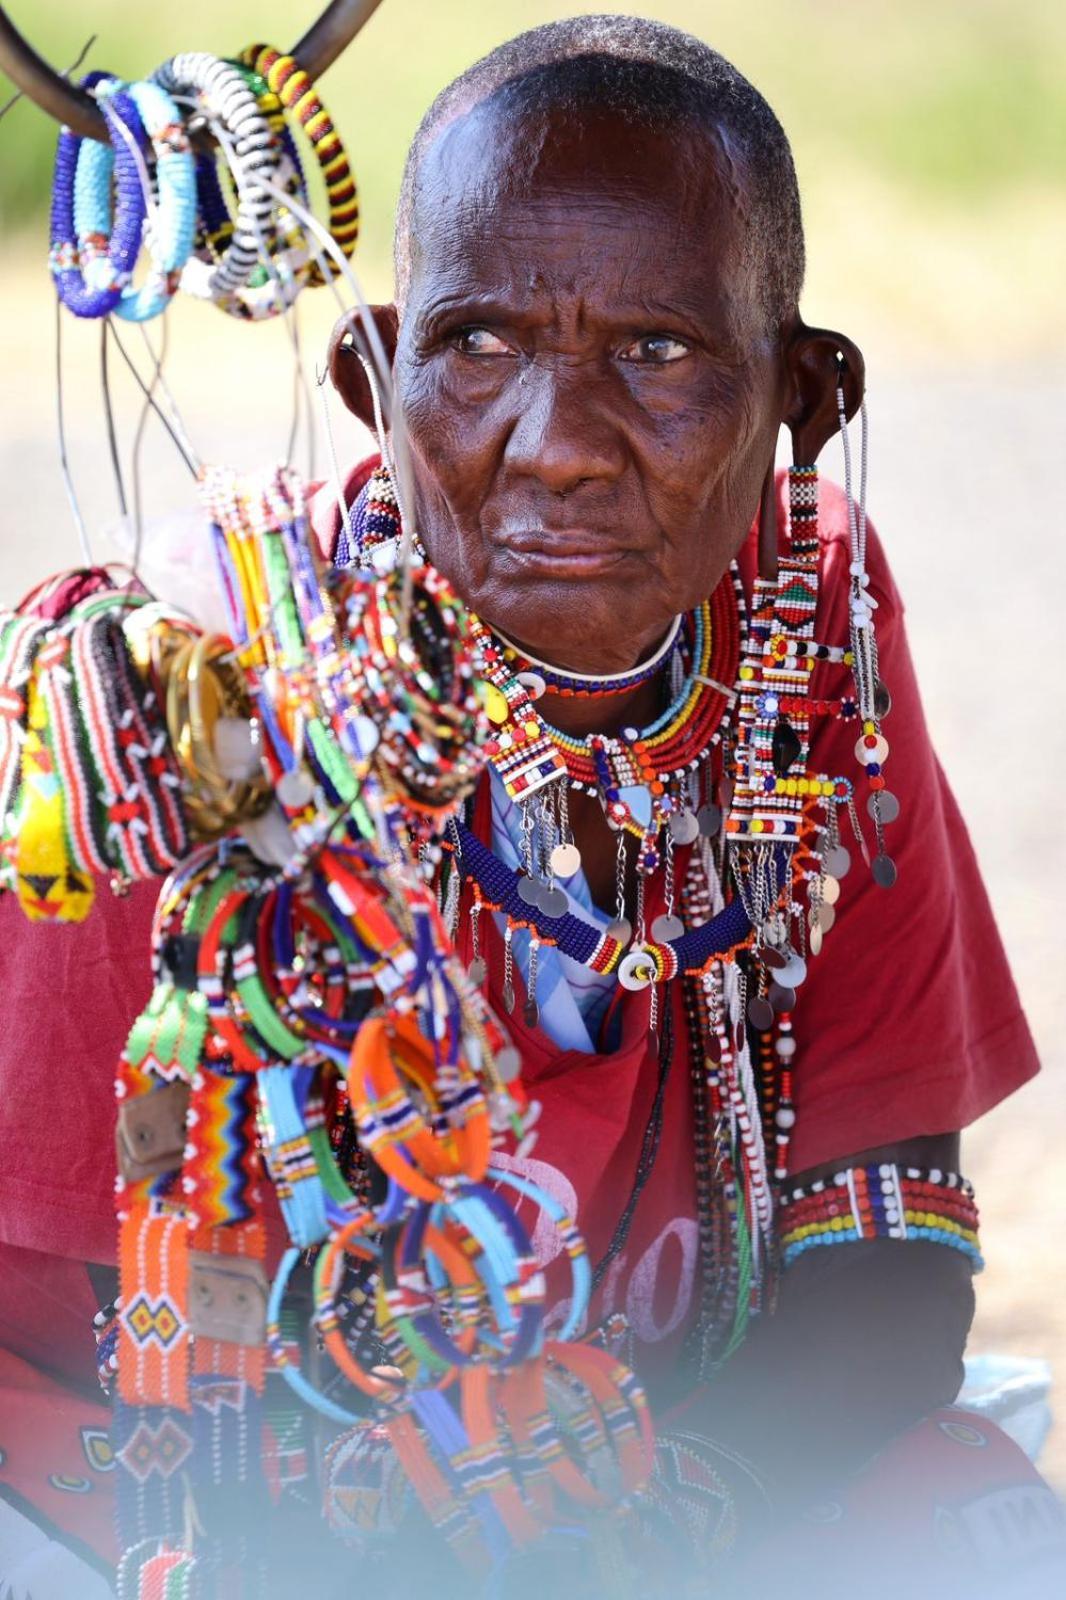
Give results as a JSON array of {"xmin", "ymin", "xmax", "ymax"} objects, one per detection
[{"xmin": 404, "ymin": 97, "xmax": 759, "ymax": 333}]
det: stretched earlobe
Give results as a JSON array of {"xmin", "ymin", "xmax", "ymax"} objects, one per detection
[
  {"xmin": 757, "ymin": 451, "xmax": 779, "ymax": 584},
  {"xmin": 328, "ymin": 305, "xmax": 400, "ymax": 430},
  {"xmin": 784, "ymin": 325, "xmax": 865, "ymax": 465}
]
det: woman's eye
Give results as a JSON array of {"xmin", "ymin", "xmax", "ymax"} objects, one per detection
[
  {"xmin": 453, "ymin": 327, "xmax": 512, "ymax": 356},
  {"xmin": 619, "ymin": 334, "xmax": 691, "ymax": 364}
]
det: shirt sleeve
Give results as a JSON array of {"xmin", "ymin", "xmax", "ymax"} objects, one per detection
[{"xmin": 784, "ymin": 480, "xmax": 1039, "ymax": 1172}]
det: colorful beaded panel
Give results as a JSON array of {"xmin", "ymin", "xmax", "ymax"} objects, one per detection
[{"xmin": 776, "ymin": 1164, "xmax": 982, "ymax": 1270}]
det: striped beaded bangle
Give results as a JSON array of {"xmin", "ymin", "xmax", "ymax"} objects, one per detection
[
  {"xmin": 152, "ymin": 52, "xmax": 280, "ymax": 303},
  {"xmin": 240, "ymin": 43, "xmax": 359, "ymax": 287},
  {"xmin": 49, "ymin": 70, "xmax": 147, "ymax": 319},
  {"xmin": 776, "ymin": 1162, "xmax": 982, "ymax": 1270},
  {"xmin": 267, "ymin": 1246, "xmax": 361, "ymax": 1424}
]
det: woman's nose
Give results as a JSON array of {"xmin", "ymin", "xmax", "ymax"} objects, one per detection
[{"xmin": 502, "ymin": 360, "xmax": 627, "ymax": 492}]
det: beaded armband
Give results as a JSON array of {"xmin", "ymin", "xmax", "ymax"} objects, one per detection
[{"xmin": 776, "ymin": 1163, "xmax": 982, "ymax": 1270}]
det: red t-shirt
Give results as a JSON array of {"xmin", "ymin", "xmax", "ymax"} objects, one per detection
[{"xmin": 0, "ymin": 472, "xmax": 1038, "ymax": 1389}]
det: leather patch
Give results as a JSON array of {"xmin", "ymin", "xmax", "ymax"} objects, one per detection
[
  {"xmin": 187, "ymin": 1252, "xmax": 269, "ymax": 1347},
  {"xmin": 115, "ymin": 1080, "xmax": 191, "ymax": 1182}
]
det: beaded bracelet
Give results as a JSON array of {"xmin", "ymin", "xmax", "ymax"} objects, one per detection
[
  {"xmin": 349, "ymin": 1012, "xmax": 490, "ymax": 1196},
  {"xmin": 776, "ymin": 1163, "xmax": 982, "ymax": 1270},
  {"xmin": 94, "ymin": 79, "xmax": 196, "ymax": 322},
  {"xmin": 438, "ymin": 1181, "xmax": 545, "ymax": 1367},
  {"xmin": 0, "ymin": 615, "xmax": 57, "ymax": 892},
  {"xmin": 93, "ymin": 610, "xmax": 189, "ymax": 874},
  {"xmin": 495, "ymin": 1352, "xmax": 615, "ymax": 1513},
  {"xmin": 152, "ymin": 52, "xmax": 279, "ymax": 304},
  {"xmin": 384, "ymin": 1406, "xmax": 491, "ymax": 1574},
  {"xmin": 71, "ymin": 612, "xmax": 173, "ymax": 879},
  {"xmin": 379, "ymin": 1210, "xmax": 489, "ymax": 1378},
  {"xmin": 33, "ymin": 624, "xmax": 110, "ymax": 876},
  {"xmin": 49, "ymin": 70, "xmax": 147, "ymax": 318},
  {"xmin": 486, "ymin": 1166, "xmax": 590, "ymax": 1343},
  {"xmin": 546, "ymin": 1340, "xmax": 655, "ymax": 1496},
  {"xmin": 266, "ymin": 1247, "xmax": 362, "ymax": 1424},
  {"xmin": 187, "ymin": 60, "xmax": 314, "ymax": 321},
  {"xmin": 456, "ymin": 1364, "xmax": 543, "ymax": 1546},
  {"xmin": 12, "ymin": 637, "xmax": 95, "ymax": 921},
  {"xmin": 312, "ymin": 1210, "xmax": 416, "ymax": 1401},
  {"xmin": 240, "ymin": 44, "xmax": 359, "ymax": 287}
]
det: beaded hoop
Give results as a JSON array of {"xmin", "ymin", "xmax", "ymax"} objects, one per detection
[
  {"xmin": 240, "ymin": 43, "xmax": 359, "ymax": 286},
  {"xmin": 152, "ymin": 52, "xmax": 280, "ymax": 305},
  {"xmin": 95, "ymin": 79, "xmax": 197, "ymax": 322},
  {"xmin": 49, "ymin": 71, "xmax": 147, "ymax": 319}
]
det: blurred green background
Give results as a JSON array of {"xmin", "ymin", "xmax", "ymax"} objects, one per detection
[
  {"xmin": 2, "ymin": 0, "xmax": 1065, "ymax": 355},
  {"xmin": 1, "ymin": 0, "xmax": 1064, "ymax": 1488}
]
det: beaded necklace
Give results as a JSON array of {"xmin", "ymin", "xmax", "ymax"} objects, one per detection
[{"xmin": 344, "ymin": 457, "xmax": 899, "ymax": 1378}]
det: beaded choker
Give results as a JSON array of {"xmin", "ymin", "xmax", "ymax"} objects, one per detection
[{"xmin": 492, "ymin": 612, "xmax": 684, "ymax": 700}]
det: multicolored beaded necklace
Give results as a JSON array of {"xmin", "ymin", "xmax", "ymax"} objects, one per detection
[{"xmin": 344, "ymin": 457, "xmax": 900, "ymax": 1375}]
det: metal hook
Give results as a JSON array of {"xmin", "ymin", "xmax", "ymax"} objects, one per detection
[
  {"xmin": 54, "ymin": 298, "xmax": 93, "ymax": 566},
  {"xmin": 187, "ymin": 102, "xmax": 315, "ymax": 477},
  {"xmin": 100, "ymin": 319, "xmax": 129, "ymax": 522},
  {"xmin": 0, "ymin": 31, "xmax": 95, "ymax": 126},
  {"xmin": 315, "ymin": 360, "xmax": 358, "ymax": 561}
]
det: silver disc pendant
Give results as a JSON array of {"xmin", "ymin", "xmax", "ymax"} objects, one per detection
[
  {"xmin": 872, "ymin": 853, "xmax": 898, "ymax": 888},
  {"xmin": 775, "ymin": 953, "xmax": 808, "ymax": 988},
  {"xmin": 517, "ymin": 876, "xmax": 542, "ymax": 907},
  {"xmin": 523, "ymin": 999, "xmax": 540, "ymax": 1029},
  {"xmin": 468, "ymin": 958, "xmax": 487, "ymax": 986},
  {"xmin": 809, "ymin": 922, "xmax": 824, "ymax": 956},
  {"xmin": 697, "ymin": 803, "xmax": 722, "ymax": 838},
  {"xmin": 668, "ymin": 809, "xmax": 700, "ymax": 845},
  {"xmin": 606, "ymin": 916, "xmax": 632, "ymax": 945},
  {"xmin": 502, "ymin": 979, "xmax": 516, "ymax": 1014},
  {"xmin": 868, "ymin": 790, "xmax": 901, "ymax": 825},
  {"xmin": 276, "ymin": 768, "xmax": 314, "ymax": 808},
  {"xmin": 813, "ymin": 900, "xmax": 837, "ymax": 933},
  {"xmin": 747, "ymin": 995, "xmax": 775, "ymax": 1030},
  {"xmin": 495, "ymin": 1047, "xmax": 522, "ymax": 1083},
  {"xmin": 824, "ymin": 845, "xmax": 851, "ymax": 879},
  {"xmin": 539, "ymin": 886, "xmax": 569, "ymax": 920},
  {"xmin": 768, "ymin": 982, "xmax": 797, "ymax": 1012},
  {"xmin": 651, "ymin": 913, "xmax": 684, "ymax": 943},
  {"xmin": 550, "ymin": 842, "xmax": 582, "ymax": 879},
  {"xmin": 821, "ymin": 874, "xmax": 841, "ymax": 906}
]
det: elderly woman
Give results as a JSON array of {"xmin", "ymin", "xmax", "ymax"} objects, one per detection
[{"xmin": 0, "ymin": 12, "xmax": 1054, "ymax": 1599}]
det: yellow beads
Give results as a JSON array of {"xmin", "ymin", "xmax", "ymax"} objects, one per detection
[{"xmin": 483, "ymin": 685, "xmax": 509, "ymax": 725}]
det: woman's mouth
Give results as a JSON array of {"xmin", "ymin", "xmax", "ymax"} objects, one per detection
[{"xmin": 494, "ymin": 529, "xmax": 637, "ymax": 578}]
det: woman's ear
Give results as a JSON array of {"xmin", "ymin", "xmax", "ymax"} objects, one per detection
[
  {"xmin": 328, "ymin": 306, "xmax": 400, "ymax": 430},
  {"xmin": 783, "ymin": 324, "xmax": 865, "ymax": 465}
]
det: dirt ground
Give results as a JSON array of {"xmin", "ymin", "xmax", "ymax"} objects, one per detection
[{"xmin": 1, "ymin": 269, "xmax": 1062, "ymax": 1487}]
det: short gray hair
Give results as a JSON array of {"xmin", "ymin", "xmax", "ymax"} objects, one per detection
[{"xmin": 394, "ymin": 13, "xmax": 805, "ymax": 330}]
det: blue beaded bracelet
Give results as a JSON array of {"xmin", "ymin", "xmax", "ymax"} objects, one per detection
[
  {"xmin": 49, "ymin": 71, "xmax": 147, "ymax": 319},
  {"xmin": 94, "ymin": 79, "xmax": 197, "ymax": 322}
]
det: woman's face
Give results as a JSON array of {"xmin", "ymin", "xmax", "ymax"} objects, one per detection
[{"xmin": 394, "ymin": 100, "xmax": 788, "ymax": 674}]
